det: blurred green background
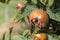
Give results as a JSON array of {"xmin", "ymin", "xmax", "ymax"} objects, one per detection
[{"xmin": 0, "ymin": 0, "xmax": 20, "ymax": 24}]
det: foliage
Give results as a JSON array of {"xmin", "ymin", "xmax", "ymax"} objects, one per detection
[
  {"xmin": 0, "ymin": 0, "xmax": 60, "ymax": 40},
  {"xmin": 15, "ymin": 0, "xmax": 60, "ymax": 40}
]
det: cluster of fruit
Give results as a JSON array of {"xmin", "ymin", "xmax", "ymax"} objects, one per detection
[
  {"xmin": 16, "ymin": 2, "xmax": 49, "ymax": 40},
  {"xmin": 29, "ymin": 9, "xmax": 48, "ymax": 40}
]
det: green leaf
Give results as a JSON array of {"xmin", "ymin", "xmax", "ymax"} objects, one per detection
[
  {"xmin": 11, "ymin": 34, "xmax": 29, "ymax": 40},
  {"xmin": 22, "ymin": 30, "xmax": 30, "ymax": 37},
  {"xmin": 27, "ymin": 35, "xmax": 34, "ymax": 40},
  {"xmin": 40, "ymin": 0, "xmax": 47, "ymax": 6},
  {"xmin": 16, "ymin": 4, "xmax": 38, "ymax": 20},
  {"xmin": 47, "ymin": 0, "xmax": 54, "ymax": 7},
  {"xmin": 32, "ymin": 0, "xmax": 37, "ymax": 4},
  {"xmin": 40, "ymin": 0, "xmax": 54, "ymax": 7},
  {"xmin": 24, "ymin": 17, "xmax": 29, "ymax": 24},
  {"xmin": 46, "ymin": 7, "xmax": 60, "ymax": 22},
  {"xmin": 48, "ymin": 35, "xmax": 54, "ymax": 40}
]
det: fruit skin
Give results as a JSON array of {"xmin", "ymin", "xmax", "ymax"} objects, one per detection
[
  {"xmin": 33, "ymin": 33, "xmax": 48, "ymax": 40},
  {"xmin": 29, "ymin": 9, "xmax": 48, "ymax": 27},
  {"xmin": 16, "ymin": 2, "xmax": 25, "ymax": 10}
]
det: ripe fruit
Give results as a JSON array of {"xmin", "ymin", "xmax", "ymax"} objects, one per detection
[
  {"xmin": 33, "ymin": 33, "xmax": 48, "ymax": 40},
  {"xmin": 29, "ymin": 9, "xmax": 48, "ymax": 27},
  {"xmin": 16, "ymin": 2, "xmax": 25, "ymax": 10}
]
